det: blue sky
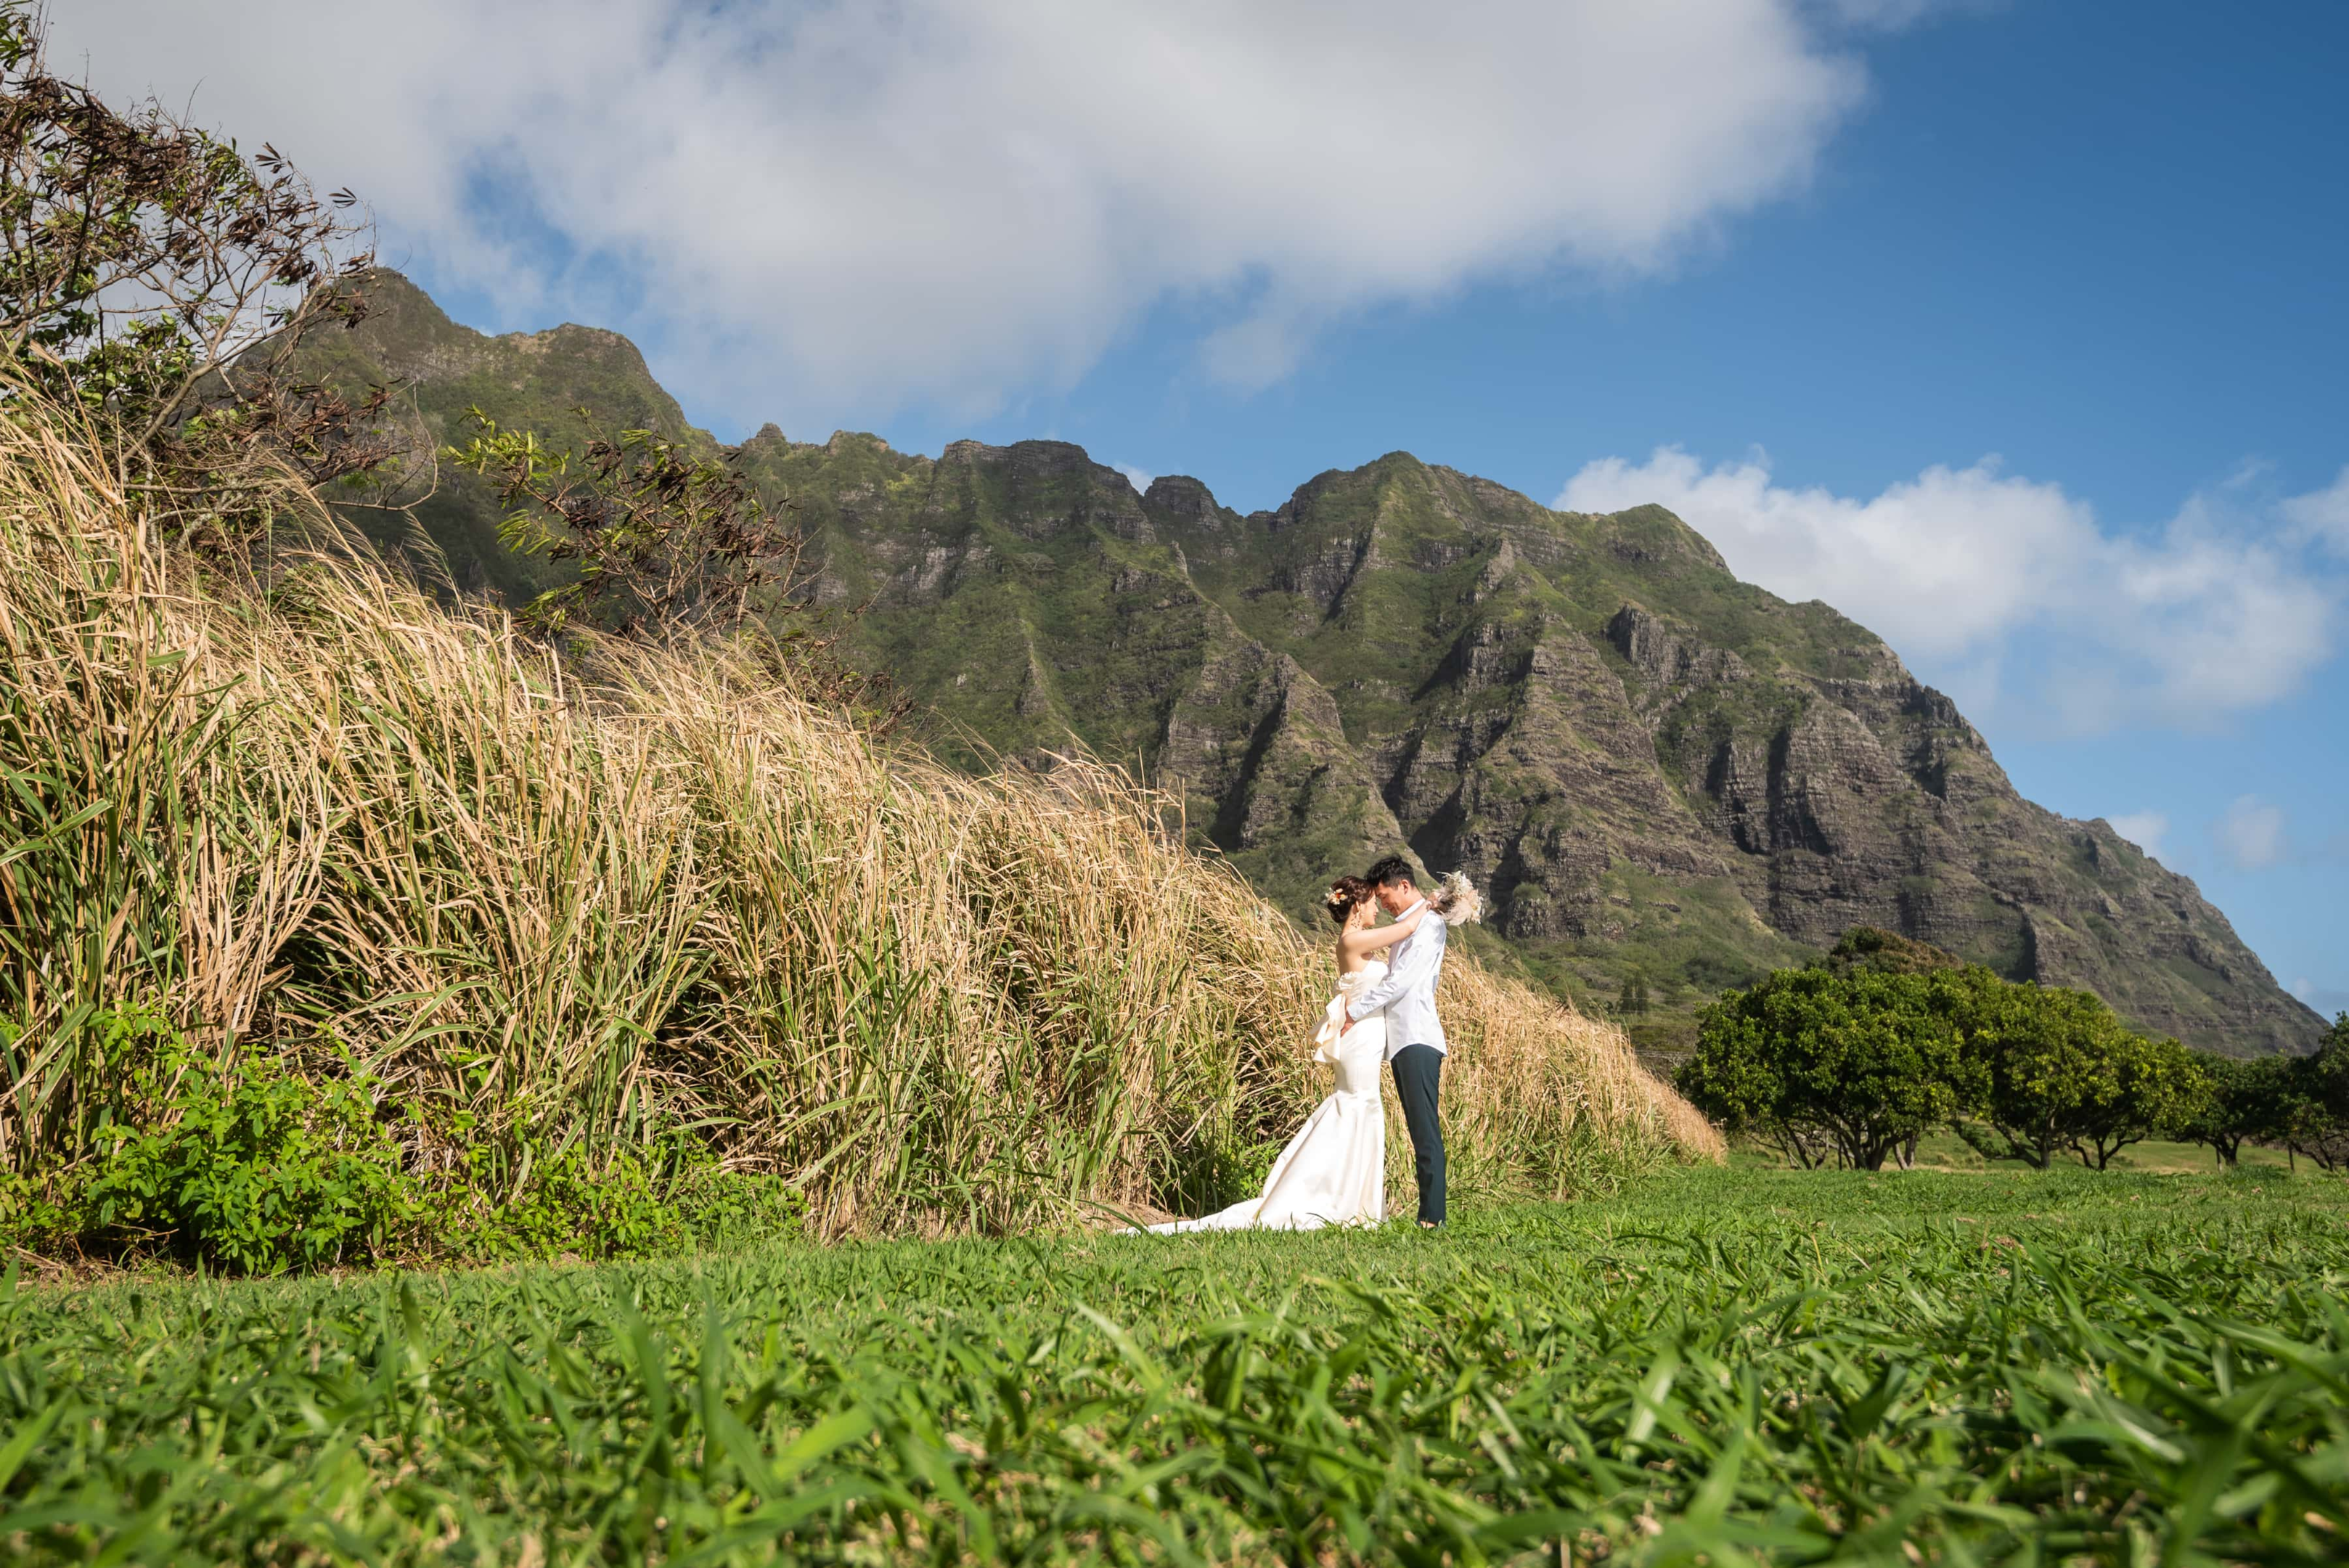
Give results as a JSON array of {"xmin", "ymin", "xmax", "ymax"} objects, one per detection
[{"xmin": 60, "ymin": 1, "xmax": 2347, "ymax": 1009}]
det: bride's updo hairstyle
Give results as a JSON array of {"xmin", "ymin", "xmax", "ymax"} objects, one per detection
[{"xmin": 1323, "ymin": 875, "xmax": 1373, "ymax": 926}]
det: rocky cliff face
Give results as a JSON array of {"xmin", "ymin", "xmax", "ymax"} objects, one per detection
[{"xmin": 307, "ymin": 272, "xmax": 2328, "ymax": 1057}]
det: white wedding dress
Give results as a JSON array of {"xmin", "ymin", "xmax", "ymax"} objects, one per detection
[{"xmin": 1140, "ymin": 963, "xmax": 1388, "ymax": 1233}]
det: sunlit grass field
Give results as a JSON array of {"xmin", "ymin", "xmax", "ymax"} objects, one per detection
[{"xmin": 6, "ymin": 1166, "xmax": 2346, "ymax": 1564}]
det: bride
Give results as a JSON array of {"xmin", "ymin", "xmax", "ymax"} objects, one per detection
[{"xmin": 1133, "ymin": 875, "xmax": 1429, "ymax": 1234}]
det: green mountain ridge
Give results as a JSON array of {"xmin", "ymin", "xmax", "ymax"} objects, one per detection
[{"xmin": 309, "ymin": 271, "xmax": 2327, "ymax": 1058}]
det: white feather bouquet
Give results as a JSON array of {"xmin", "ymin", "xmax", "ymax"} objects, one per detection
[{"xmin": 1428, "ymin": 870, "xmax": 1482, "ymax": 927}]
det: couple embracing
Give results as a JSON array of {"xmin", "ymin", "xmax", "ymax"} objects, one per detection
[{"xmin": 1139, "ymin": 857, "xmax": 1479, "ymax": 1236}]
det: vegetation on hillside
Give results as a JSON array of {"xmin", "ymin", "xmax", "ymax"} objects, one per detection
[
  {"xmin": 3, "ymin": 1167, "xmax": 2343, "ymax": 1561},
  {"xmin": 0, "ymin": 389, "xmax": 1715, "ymax": 1267}
]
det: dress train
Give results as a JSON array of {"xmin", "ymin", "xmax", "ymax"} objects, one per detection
[{"xmin": 1140, "ymin": 963, "xmax": 1388, "ymax": 1233}]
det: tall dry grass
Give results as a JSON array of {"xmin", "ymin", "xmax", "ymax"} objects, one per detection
[{"xmin": 0, "ymin": 396, "xmax": 1720, "ymax": 1240}]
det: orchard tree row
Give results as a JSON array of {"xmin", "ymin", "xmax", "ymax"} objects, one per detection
[{"xmin": 1674, "ymin": 947, "xmax": 2349, "ymax": 1172}]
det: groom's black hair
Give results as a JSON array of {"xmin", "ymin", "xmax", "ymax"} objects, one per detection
[{"xmin": 1364, "ymin": 855, "xmax": 1415, "ymax": 889}]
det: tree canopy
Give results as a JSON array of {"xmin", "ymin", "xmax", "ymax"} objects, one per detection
[
  {"xmin": 1952, "ymin": 982, "xmax": 2207, "ymax": 1169},
  {"xmin": 1672, "ymin": 941, "xmax": 2289, "ymax": 1172},
  {"xmin": 2173, "ymin": 1050, "xmax": 2292, "ymax": 1166},
  {"xmin": 1675, "ymin": 967, "xmax": 1977, "ymax": 1171},
  {"xmin": 2276, "ymin": 1015, "xmax": 2349, "ymax": 1171},
  {"xmin": 0, "ymin": 0, "xmax": 394, "ymax": 536}
]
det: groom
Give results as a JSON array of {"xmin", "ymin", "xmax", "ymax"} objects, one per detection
[{"xmin": 1341, "ymin": 855, "xmax": 1448, "ymax": 1227}]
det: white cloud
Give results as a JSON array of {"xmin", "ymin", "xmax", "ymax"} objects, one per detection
[
  {"xmin": 2215, "ymin": 796, "xmax": 2288, "ymax": 871},
  {"xmin": 2108, "ymin": 811, "xmax": 2169, "ymax": 861},
  {"xmin": 1556, "ymin": 448, "xmax": 2342, "ymax": 726},
  {"xmin": 1818, "ymin": 0, "xmax": 1985, "ymax": 29},
  {"xmin": 51, "ymin": 1, "xmax": 1880, "ymax": 421},
  {"xmin": 1114, "ymin": 464, "xmax": 1154, "ymax": 494},
  {"xmin": 2282, "ymin": 466, "xmax": 2349, "ymax": 557}
]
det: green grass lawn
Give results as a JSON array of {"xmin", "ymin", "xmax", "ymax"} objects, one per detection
[{"xmin": 6, "ymin": 1166, "xmax": 2347, "ymax": 1564}]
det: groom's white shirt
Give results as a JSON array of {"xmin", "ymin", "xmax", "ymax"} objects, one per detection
[{"xmin": 1345, "ymin": 899, "xmax": 1447, "ymax": 1060}]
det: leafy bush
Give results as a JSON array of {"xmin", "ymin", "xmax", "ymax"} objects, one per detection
[
  {"xmin": 2174, "ymin": 1049, "xmax": 2295, "ymax": 1165},
  {"xmin": 448, "ymin": 409, "xmax": 804, "ymax": 640},
  {"xmin": 80, "ymin": 1040, "xmax": 417, "ymax": 1274},
  {"xmin": 1682, "ymin": 947, "xmax": 2250, "ymax": 1172},
  {"xmin": 666, "ymin": 1160, "xmax": 809, "ymax": 1254},
  {"xmin": 446, "ymin": 1142, "xmax": 805, "ymax": 1264},
  {"xmin": 1675, "ymin": 967, "xmax": 1978, "ymax": 1169},
  {"xmin": 2276, "ymin": 1013, "xmax": 2349, "ymax": 1170},
  {"xmin": 4, "ymin": 1010, "xmax": 809, "ymax": 1272},
  {"xmin": 1952, "ymin": 983, "xmax": 2208, "ymax": 1168},
  {"xmin": 0, "ymin": 1166, "xmax": 70, "ymax": 1252}
]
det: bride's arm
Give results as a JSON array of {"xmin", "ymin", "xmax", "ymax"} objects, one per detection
[
  {"xmin": 1344, "ymin": 903, "xmax": 1426, "ymax": 956},
  {"xmin": 1344, "ymin": 916, "xmax": 1442, "ymax": 1025}
]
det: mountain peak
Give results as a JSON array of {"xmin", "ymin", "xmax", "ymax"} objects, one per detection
[
  {"xmin": 1588, "ymin": 503, "xmax": 1731, "ymax": 574},
  {"xmin": 1142, "ymin": 475, "xmax": 1227, "ymax": 526}
]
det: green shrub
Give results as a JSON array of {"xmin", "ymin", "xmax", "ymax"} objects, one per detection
[
  {"xmin": 2173, "ymin": 1049, "xmax": 2290, "ymax": 1165},
  {"xmin": 1675, "ymin": 967, "xmax": 1976, "ymax": 1169},
  {"xmin": 669, "ymin": 1161, "xmax": 809, "ymax": 1252},
  {"xmin": 441, "ymin": 1141, "xmax": 806, "ymax": 1264},
  {"xmin": 81, "ymin": 1042, "xmax": 417, "ymax": 1275},
  {"xmin": 1951, "ymin": 983, "xmax": 2208, "ymax": 1169},
  {"xmin": 6, "ymin": 1011, "xmax": 806, "ymax": 1273},
  {"xmin": 0, "ymin": 1167, "xmax": 73, "ymax": 1253},
  {"xmin": 446, "ymin": 1145, "xmax": 683, "ymax": 1262}
]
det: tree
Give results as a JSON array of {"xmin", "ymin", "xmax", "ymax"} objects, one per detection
[
  {"xmin": 1947, "ymin": 984, "xmax": 2203, "ymax": 1169},
  {"xmin": 0, "ymin": 4, "xmax": 400, "ymax": 537},
  {"xmin": 444, "ymin": 408, "xmax": 912, "ymax": 729},
  {"xmin": 1676, "ymin": 968, "xmax": 1976, "ymax": 1171},
  {"xmin": 2173, "ymin": 1050, "xmax": 2290, "ymax": 1167},
  {"xmin": 2067, "ymin": 1033, "xmax": 2207, "ymax": 1170},
  {"xmin": 1953, "ymin": 983, "xmax": 2138, "ymax": 1169},
  {"xmin": 447, "ymin": 409, "xmax": 804, "ymax": 640},
  {"xmin": 1821, "ymin": 926, "xmax": 1965, "ymax": 977},
  {"xmin": 2278, "ymin": 1015, "xmax": 2349, "ymax": 1172}
]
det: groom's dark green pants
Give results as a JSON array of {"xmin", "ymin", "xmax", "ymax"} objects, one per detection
[{"xmin": 1391, "ymin": 1045, "xmax": 1446, "ymax": 1225}]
